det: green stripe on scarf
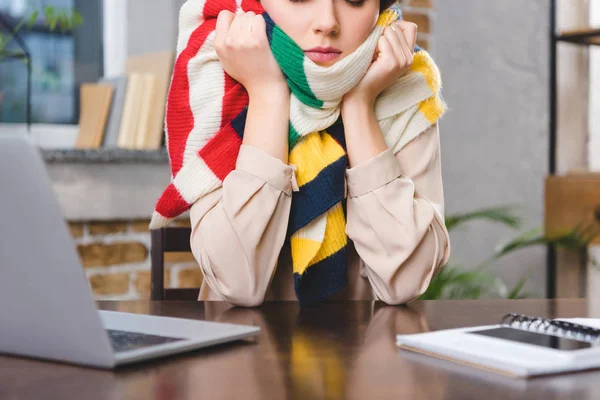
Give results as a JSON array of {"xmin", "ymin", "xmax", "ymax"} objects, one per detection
[
  {"xmin": 270, "ymin": 25, "xmax": 323, "ymax": 110},
  {"xmin": 289, "ymin": 122, "xmax": 301, "ymax": 148}
]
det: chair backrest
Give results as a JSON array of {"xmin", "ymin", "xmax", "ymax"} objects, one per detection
[{"xmin": 150, "ymin": 227, "xmax": 200, "ymax": 300}]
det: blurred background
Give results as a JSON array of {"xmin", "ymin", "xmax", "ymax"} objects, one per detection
[{"xmin": 0, "ymin": 0, "xmax": 598, "ymax": 302}]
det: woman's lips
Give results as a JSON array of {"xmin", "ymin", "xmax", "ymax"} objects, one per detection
[{"xmin": 304, "ymin": 51, "xmax": 341, "ymax": 63}]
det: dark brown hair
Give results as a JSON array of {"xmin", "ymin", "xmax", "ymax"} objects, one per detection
[{"xmin": 380, "ymin": 0, "xmax": 397, "ymax": 11}]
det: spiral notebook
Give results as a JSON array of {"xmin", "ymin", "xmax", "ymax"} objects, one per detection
[{"xmin": 396, "ymin": 313, "xmax": 600, "ymax": 378}]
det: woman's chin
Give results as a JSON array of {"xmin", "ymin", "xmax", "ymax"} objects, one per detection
[{"xmin": 314, "ymin": 60, "xmax": 336, "ymax": 67}]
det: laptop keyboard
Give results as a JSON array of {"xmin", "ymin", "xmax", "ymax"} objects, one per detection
[{"xmin": 107, "ymin": 329, "xmax": 185, "ymax": 353}]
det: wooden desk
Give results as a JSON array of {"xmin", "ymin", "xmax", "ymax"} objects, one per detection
[{"xmin": 2, "ymin": 299, "xmax": 600, "ymax": 399}]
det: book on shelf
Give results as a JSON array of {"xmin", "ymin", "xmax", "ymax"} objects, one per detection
[
  {"xmin": 74, "ymin": 83, "xmax": 114, "ymax": 149},
  {"xmin": 117, "ymin": 72, "xmax": 153, "ymax": 149},
  {"xmin": 125, "ymin": 51, "xmax": 175, "ymax": 150},
  {"xmin": 77, "ymin": 51, "xmax": 175, "ymax": 152},
  {"xmin": 134, "ymin": 74, "xmax": 158, "ymax": 149},
  {"xmin": 98, "ymin": 75, "xmax": 129, "ymax": 148}
]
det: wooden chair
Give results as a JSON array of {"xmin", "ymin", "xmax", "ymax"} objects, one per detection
[{"xmin": 150, "ymin": 227, "xmax": 200, "ymax": 300}]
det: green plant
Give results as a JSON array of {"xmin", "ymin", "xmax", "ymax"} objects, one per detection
[
  {"xmin": 0, "ymin": 6, "xmax": 83, "ymax": 57},
  {"xmin": 420, "ymin": 206, "xmax": 600, "ymax": 300}
]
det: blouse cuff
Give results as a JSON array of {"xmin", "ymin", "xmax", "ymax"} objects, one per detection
[
  {"xmin": 236, "ymin": 144, "xmax": 296, "ymax": 196},
  {"xmin": 345, "ymin": 149, "xmax": 402, "ymax": 198}
]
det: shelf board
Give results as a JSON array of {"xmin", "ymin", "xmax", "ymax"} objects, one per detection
[
  {"xmin": 555, "ymin": 27, "xmax": 600, "ymax": 46},
  {"xmin": 41, "ymin": 147, "xmax": 169, "ymax": 164}
]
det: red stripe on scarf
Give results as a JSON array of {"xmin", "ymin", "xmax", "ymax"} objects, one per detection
[
  {"xmin": 241, "ymin": 0, "xmax": 264, "ymax": 13},
  {"xmin": 221, "ymin": 76, "xmax": 248, "ymax": 128},
  {"xmin": 154, "ymin": 183, "xmax": 192, "ymax": 219},
  {"xmin": 200, "ymin": 123, "xmax": 242, "ymax": 181},
  {"xmin": 196, "ymin": 76, "xmax": 247, "ymax": 181},
  {"xmin": 204, "ymin": 0, "xmax": 237, "ymax": 17},
  {"xmin": 166, "ymin": 0, "xmax": 236, "ymax": 176}
]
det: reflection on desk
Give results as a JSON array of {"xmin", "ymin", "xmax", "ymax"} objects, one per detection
[{"xmin": 1, "ymin": 299, "xmax": 600, "ymax": 400}]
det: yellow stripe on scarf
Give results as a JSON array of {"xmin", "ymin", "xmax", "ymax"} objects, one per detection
[
  {"xmin": 410, "ymin": 51, "xmax": 446, "ymax": 123},
  {"xmin": 289, "ymin": 132, "xmax": 346, "ymax": 186},
  {"xmin": 289, "ymin": 130, "xmax": 347, "ymax": 276},
  {"xmin": 419, "ymin": 94, "xmax": 446, "ymax": 124},
  {"xmin": 309, "ymin": 203, "xmax": 346, "ymax": 266},
  {"xmin": 291, "ymin": 204, "xmax": 347, "ymax": 274},
  {"xmin": 376, "ymin": 8, "xmax": 400, "ymax": 28},
  {"xmin": 291, "ymin": 236, "xmax": 322, "ymax": 275},
  {"xmin": 410, "ymin": 51, "xmax": 442, "ymax": 93},
  {"xmin": 378, "ymin": 11, "xmax": 446, "ymax": 125}
]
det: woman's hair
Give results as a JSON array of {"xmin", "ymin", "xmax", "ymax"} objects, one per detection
[{"xmin": 380, "ymin": 0, "xmax": 397, "ymax": 11}]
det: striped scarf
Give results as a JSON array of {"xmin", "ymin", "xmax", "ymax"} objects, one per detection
[{"xmin": 150, "ymin": 0, "xmax": 446, "ymax": 306}]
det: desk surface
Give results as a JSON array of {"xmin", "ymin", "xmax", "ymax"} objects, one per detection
[{"xmin": 2, "ymin": 299, "xmax": 600, "ymax": 400}]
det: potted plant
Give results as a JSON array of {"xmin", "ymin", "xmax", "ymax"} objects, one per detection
[
  {"xmin": 421, "ymin": 205, "xmax": 599, "ymax": 300},
  {"xmin": 0, "ymin": 6, "xmax": 82, "ymax": 123}
]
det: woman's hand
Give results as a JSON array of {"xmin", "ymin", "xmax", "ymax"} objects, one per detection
[
  {"xmin": 343, "ymin": 20, "xmax": 418, "ymax": 107},
  {"xmin": 215, "ymin": 10, "xmax": 288, "ymax": 96}
]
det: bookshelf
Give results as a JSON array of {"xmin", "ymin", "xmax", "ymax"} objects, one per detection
[
  {"xmin": 68, "ymin": 51, "xmax": 174, "ymax": 153},
  {"xmin": 41, "ymin": 148, "xmax": 169, "ymax": 164},
  {"xmin": 546, "ymin": 0, "xmax": 600, "ymax": 298}
]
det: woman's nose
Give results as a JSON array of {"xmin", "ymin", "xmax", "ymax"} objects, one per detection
[{"xmin": 311, "ymin": 3, "xmax": 340, "ymax": 36}]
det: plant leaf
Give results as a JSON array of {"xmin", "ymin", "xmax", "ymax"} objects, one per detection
[
  {"xmin": 445, "ymin": 206, "xmax": 522, "ymax": 232},
  {"xmin": 493, "ymin": 227, "xmax": 546, "ymax": 259},
  {"xmin": 27, "ymin": 10, "xmax": 39, "ymax": 29},
  {"xmin": 72, "ymin": 11, "xmax": 83, "ymax": 27},
  {"xmin": 419, "ymin": 267, "xmax": 454, "ymax": 300},
  {"xmin": 420, "ymin": 265, "xmax": 498, "ymax": 300},
  {"xmin": 507, "ymin": 278, "xmax": 528, "ymax": 299},
  {"xmin": 494, "ymin": 222, "xmax": 599, "ymax": 261},
  {"xmin": 44, "ymin": 6, "xmax": 57, "ymax": 31}
]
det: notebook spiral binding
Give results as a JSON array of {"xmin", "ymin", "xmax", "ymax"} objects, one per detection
[{"xmin": 501, "ymin": 313, "xmax": 600, "ymax": 343}]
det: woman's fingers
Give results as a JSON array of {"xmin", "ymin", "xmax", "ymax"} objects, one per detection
[
  {"xmin": 215, "ymin": 10, "xmax": 235, "ymax": 48},
  {"xmin": 228, "ymin": 12, "xmax": 244, "ymax": 39},
  {"xmin": 243, "ymin": 11, "xmax": 256, "ymax": 35},
  {"xmin": 251, "ymin": 13, "xmax": 265, "ymax": 31},
  {"xmin": 383, "ymin": 20, "xmax": 417, "ymax": 71},
  {"xmin": 394, "ymin": 24, "xmax": 414, "ymax": 66},
  {"xmin": 396, "ymin": 20, "xmax": 418, "ymax": 51},
  {"xmin": 376, "ymin": 35, "xmax": 394, "ymax": 67},
  {"xmin": 383, "ymin": 25, "xmax": 408, "ymax": 65},
  {"xmin": 251, "ymin": 14, "xmax": 267, "ymax": 43},
  {"xmin": 217, "ymin": 11, "xmax": 260, "ymax": 49}
]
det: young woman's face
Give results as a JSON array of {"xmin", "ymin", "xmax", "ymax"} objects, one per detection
[{"xmin": 260, "ymin": 0, "xmax": 381, "ymax": 67}]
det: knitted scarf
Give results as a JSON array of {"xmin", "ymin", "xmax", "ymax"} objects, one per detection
[{"xmin": 150, "ymin": 0, "xmax": 446, "ymax": 306}]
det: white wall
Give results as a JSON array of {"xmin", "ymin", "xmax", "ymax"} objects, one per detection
[
  {"xmin": 102, "ymin": 0, "xmax": 181, "ymax": 77},
  {"xmin": 587, "ymin": 0, "xmax": 600, "ymax": 297},
  {"xmin": 102, "ymin": 0, "xmax": 128, "ymax": 78},
  {"xmin": 435, "ymin": 0, "xmax": 550, "ymax": 297},
  {"xmin": 589, "ymin": 0, "xmax": 600, "ymax": 171},
  {"xmin": 556, "ymin": 0, "xmax": 590, "ymax": 173}
]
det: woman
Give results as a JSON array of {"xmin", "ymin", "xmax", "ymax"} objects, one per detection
[{"xmin": 150, "ymin": 0, "xmax": 450, "ymax": 307}]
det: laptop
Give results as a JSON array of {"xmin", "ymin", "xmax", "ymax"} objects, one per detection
[{"xmin": 0, "ymin": 133, "xmax": 260, "ymax": 369}]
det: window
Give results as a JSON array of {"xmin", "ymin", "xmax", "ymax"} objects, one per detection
[{"xmin": 0, "ymin": 0, "xmax": 102, "ymax": 124}]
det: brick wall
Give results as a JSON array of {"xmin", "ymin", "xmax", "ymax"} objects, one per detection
[
  {"xmin": 70, "ymin": 219, "xmax": 202, "ymax": 300},
  {"xmin": 398, "ymin": 0, "xmax": 434, "ymax": 52}
]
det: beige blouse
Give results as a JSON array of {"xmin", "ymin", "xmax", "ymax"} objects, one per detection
[{"xmin": 189, "ymin": 123, "xmax": 450, "ymax": 307}]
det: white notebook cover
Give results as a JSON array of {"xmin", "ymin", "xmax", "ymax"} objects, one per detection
[{"xmin": 396, "ymin": 318, "xmax": 600, "ymax": 378}]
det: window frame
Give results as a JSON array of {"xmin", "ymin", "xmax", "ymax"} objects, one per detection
[{"xmin": 0, "ymin": 0, "xmax": 111, "ymax": 142}]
